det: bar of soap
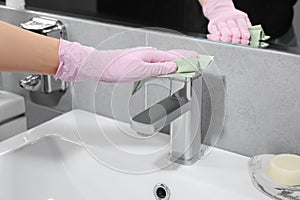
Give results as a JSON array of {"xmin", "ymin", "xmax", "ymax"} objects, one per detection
[{"xmin": 268, "ymin": 154, "xmax": 300, "ymax": 186}]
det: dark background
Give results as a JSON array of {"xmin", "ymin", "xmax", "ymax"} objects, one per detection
[{"xmin": 14, "ymin": 0, "xmax": 208, "ymax": 35}]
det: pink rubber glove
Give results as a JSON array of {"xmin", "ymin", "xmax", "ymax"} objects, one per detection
[
  {"xmin": 55, "ymin": 39, "xmax": 198, "ymax": 83},
  {"xmin": 202, "ymin": 0, "xmax": 252, "ymax": 45}
]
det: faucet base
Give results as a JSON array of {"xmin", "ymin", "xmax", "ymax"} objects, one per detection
[{"xmin": 168, "ymin": 150, "xmax": 204, "ymax": 165}]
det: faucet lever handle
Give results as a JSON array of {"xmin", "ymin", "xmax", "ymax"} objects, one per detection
[
  {"xmin": 21, "ymin": 17, "xmax": 63, "ymax": 34},
  {"xmin": 19, "ymin": 74, "xmax": 42, "ymax": 91}
]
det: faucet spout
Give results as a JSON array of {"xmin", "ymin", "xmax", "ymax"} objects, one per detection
[
  {"xmin": 131, "ymin": 72, "xmax": 203, "ymax": 165},
  {"xmin": 131, "ymin": 87, "xmax": 191, "ymax": 136}
]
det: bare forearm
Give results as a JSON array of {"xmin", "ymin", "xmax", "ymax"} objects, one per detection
[
  {"xmin": 0, "ymin": 21, "xmax": 59, "ymax": 75},
  {"xmin": 198, "ymin": 0, "xmax": 206, "ymax": 6}
]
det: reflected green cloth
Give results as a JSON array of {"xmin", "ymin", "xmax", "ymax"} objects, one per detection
[
  {"xmin": 249, "ymin": 25, "xmax": 270, "ymax": 48},
  {"xmin": 131, "ymin": 54, "xmax": 214, "ymax": 95}
]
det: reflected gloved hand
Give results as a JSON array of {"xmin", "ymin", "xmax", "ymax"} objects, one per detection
[
  {"xmin": 202, "ymin": 0, "xmax": 252, "ymax": 45},
  {"xmin": 55, "ymin": 39, "xmax": 198, "ymax": 83}
]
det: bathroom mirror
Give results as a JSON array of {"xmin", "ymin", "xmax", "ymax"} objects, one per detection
[{"xmin": 12, "ymin": 0, "xmax": 300, "ymax": 54}]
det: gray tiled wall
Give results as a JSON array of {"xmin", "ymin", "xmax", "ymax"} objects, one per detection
[
  {"xmin": 294, "ymin": 1, "xmax": 300, "ymax": 46},
  {"xmin": 1, "ymin": 6, "xmax": 300, "ymax": 156}
]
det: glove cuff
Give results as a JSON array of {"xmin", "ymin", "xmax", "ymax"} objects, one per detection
[{"xmin": 55, "ymin": 38, "xmax": 94, "ymax": 82}]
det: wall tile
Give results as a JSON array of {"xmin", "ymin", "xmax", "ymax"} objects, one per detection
[{"xmin": 25, "ymin": 101, "xmax": 63, "ymax": 129}]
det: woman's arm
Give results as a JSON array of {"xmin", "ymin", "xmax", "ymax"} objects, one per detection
[
  {"xmin": 0, "ymin": 20, "xmax": 59, "ymax": 75},
  {"xmin": 0, "ymin": 21, "xmax": 198, "ymax": 83},
  {"xmin": 198, "ymin": 0, "xmax": 206, "ymax": 5}
]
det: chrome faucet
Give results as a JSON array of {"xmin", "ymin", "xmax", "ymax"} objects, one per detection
[
  {"xmin": 19, "ymin": 17, "xmax": 68, "ymax": 93},
  {"xmin": 131, "ymin": 72, "xmax": 203, "ymax": 165}
]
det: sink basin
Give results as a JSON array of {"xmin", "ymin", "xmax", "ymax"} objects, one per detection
[{"xmin": 0, "ymin": 110, "xmax": 269, "ymax": 200}]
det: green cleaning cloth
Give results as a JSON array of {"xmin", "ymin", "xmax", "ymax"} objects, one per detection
[
  {"xmin": 131, "ymin": 54, "xmax": 214, "ymax": 95},
  {"xmin": 249, "ymin": 25, "xmax": 270, "ymax": 48}
]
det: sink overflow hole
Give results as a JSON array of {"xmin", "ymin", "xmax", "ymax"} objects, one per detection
[{"xmin": 153, "ymin": 183, "xmax": 170, "ymax": 200}]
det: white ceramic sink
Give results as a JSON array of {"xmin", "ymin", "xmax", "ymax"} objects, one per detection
[{"xmin": 0, "ymin": 110, "xmax": 269, "ymax": 200}]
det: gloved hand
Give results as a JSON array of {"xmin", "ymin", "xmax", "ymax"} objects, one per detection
[
  {"xmin": 202, "ymin": 0, "xmax": 252, "ymax": 45},
  {"xmin": 55, "ymin": 39, "xmax": 198, "ymax": 83}
]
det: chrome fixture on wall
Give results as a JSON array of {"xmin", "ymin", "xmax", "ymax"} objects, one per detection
[
  {"xmin": 131, "ymin": 73, "xmax": 202, "ymax": 165},
  {"xmin": 19, "ymin": 17, "xmax": 68, "ymax": 94}
]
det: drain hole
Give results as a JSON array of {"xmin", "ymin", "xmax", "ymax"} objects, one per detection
[
  {"xmin": 154, "ymin": 184, "xmax": 170, "ymax": 200},
  {"xmin": 156, "ymin": 187, "xmax": 167, "ymax": 198}
]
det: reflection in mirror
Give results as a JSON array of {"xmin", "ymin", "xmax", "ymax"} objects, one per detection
[
  {"xmin": 18, "ymin": 0, "xmax": 300, "ymax": 54},
  {"xmin": 234, "ymin": 0, "xmax": 298, "ymax": 47}
]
